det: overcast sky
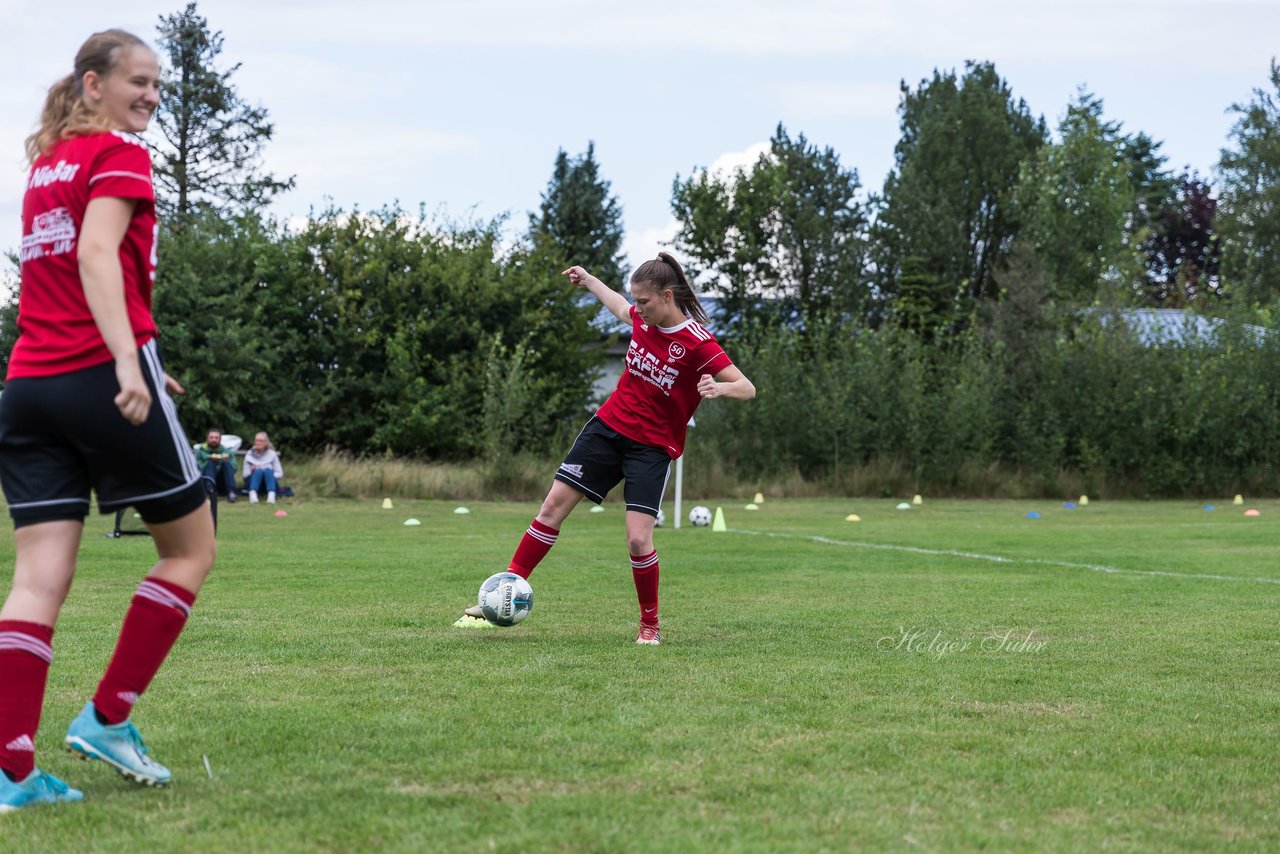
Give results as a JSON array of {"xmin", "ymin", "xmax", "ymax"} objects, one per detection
[{"xmin": 3, "ymin": 0, "xmax": 1278, "ymax": 275}]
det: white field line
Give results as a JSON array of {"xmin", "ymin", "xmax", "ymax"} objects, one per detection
[{"xmin": 733, "ymin": 529, "xmax": 1280, "ymax": 587}]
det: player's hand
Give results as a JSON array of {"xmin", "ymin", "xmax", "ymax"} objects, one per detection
[
  {"xmin": 114, "ymin": 359, "xmax": 152, "ymax": 426},
  {"xmin": 698, "ymin": 374, "xmax": 721, "ymax": 399},
  {"xmin": 164, "ymin": 373, "xmax": 185, "ymax": 395},
  {"xmin": 561, "ymin": 266, "xmax": 592, "ymax": 287}
]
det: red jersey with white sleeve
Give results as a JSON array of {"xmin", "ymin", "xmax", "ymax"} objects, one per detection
[
  {"xmin": 8, "ymin": 131, "xmax": 158, "ymax": 379},
  {"xmin": 596, "ymin": 305, "xmax": 733, "ymax": 459}
]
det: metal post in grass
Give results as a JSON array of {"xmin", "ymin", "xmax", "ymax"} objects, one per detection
[{"xmin": 672, "ymin": 416, "xmax": 694, "ymax": 530}]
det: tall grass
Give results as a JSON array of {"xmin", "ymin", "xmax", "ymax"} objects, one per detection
[
  {"xmin": 287, "ymin": 448, "xmax": 479, "ymax": 499},
  {"xmin": 287, "ymin": 448, "xmax": 1103, "ymax": 503}
]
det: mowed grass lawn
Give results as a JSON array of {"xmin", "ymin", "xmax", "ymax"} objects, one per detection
[{"xmin": 1, "ymin": 496, "xmax": 1277, "ymax": 851}]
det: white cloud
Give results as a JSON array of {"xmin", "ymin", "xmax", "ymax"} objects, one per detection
[
  {"xmin": 767, "ymin": 81, "xmax": 902, "ymax": 120},
  {"xmin": 206, "ymin": 0, "xmax": 1280, "ymax": 71},
  {"xmin": 3, "ymin": 0, "xmax": 1275, "ymax": 261},
  {"xmin": 262, "ymin": 125, "xmax": 476, "ymax": 210},
  {"xmin": 623, "ymin": 217, "xmax": 681, "ymax": 277},
  {"xmin": 707, "ymin": 142, "xmax": 772, "ymax": 179},
  {"xmin": 620, "ymin": 139, "xmax": 773, "ymax": 276},
  {"xmin": 225, "ymin": 0, "xmax": 882, "ymax": 56}
]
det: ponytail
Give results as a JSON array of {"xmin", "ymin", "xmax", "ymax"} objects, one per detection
[
  {"xmin": 631, "ymin": 251, "xmax": 710, "ymax": 325},
  {"xmin": 25, "ymin": 29, "xmax": 149, "ymax": 163}
]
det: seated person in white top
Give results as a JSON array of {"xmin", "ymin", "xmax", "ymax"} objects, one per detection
[{"xmin": 241, "ymin": 432, "xmax": 284, "ymax": 504}]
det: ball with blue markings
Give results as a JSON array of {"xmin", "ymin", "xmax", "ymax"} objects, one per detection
[{"xmin": 477, "ymin": 572, "xmax": 534, "ymax": 626}]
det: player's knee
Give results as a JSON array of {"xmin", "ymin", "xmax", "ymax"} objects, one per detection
[
  {"xmin": 539, "ymin": 494, "xmax": 576, "ymax": 525},
  {"xmin": 157, "ymin": 539, "xmax": 215, "ymax": 592},
  {"xmin": 626, "ymin": 533, "xmax": 653, "ymax": 555},
  {"xmin": 9, "ymin": 572, "xmax": 74, "ymax": 609},
  {"xmin": 187, "ymin": 535, "xmax": 217, "ymax": 575},
  {"xmin": 199, "ymin": 536, "xmax": 218, "ymax": 571}
]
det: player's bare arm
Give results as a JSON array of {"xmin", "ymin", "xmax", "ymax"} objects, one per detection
[
  {"xmin": 562, "ymin": 265, "xmax": 631, "ymax": 324},
  {"xmin": 698, "ymin": 365, "xmax": 756, "ymax": 401},
  {"xmin": 79, "ymin": 196, "xmax": 151, "ymax": 425}
]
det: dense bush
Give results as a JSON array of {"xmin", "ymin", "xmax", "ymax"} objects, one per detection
[
  {"xmin": 150, "ymin": 206, "xmax": 601, "ymax": 459},
  {"xmin": 694, "ymin": 312, "xmax": 1280, "ymax": 498},
  {"xmin": 4, "ymin": 208, "xmax": 1277, "ymax": 498}
]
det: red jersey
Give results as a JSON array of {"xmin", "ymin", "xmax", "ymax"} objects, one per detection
[
  {"xmin": 8, "ymin": 131, "xmax": 158, "ymax": 379},
  {"xmin": 596, "ymin": 305, "xmax": 733, "ymax": 458}
]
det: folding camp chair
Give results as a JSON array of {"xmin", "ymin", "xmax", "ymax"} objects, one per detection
[{"xmin": 107, "ymin": 434, "xmax": 242, "ymax": 538}]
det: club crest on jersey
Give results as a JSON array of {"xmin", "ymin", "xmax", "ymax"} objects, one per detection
[{"xmin": 668, "ymin": 341, "xmax": 686, "ymax": 361}]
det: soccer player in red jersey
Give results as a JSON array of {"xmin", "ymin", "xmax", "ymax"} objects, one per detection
[
  {"xmin": 458, "ymin": 253, "xmax": 755, "ymax": 644},
  {"xmin": 0, "ymin": 30, "xmax": 215, "ymax": 811}
]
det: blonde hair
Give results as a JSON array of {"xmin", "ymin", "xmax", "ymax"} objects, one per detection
[
  {"xmin": 254, "ymin": 432, "xmax": 275, "ymax": 451},
  {"xmin": 25, "ymin": 29, "xmax": 151, "ymax": 164}
]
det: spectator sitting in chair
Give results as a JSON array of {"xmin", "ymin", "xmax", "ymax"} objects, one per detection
[
  {"xmin": 195, "ymin": 429, "xmax": 238, "ymax": 502},
  {"xmin": 242, "ymin": 432, "xmax": 284, "ymax": 504}
]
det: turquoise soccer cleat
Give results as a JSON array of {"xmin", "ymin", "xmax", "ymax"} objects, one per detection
[
  {"xmin": 64, "ymin": 702, "xmax": 172, "ymax": 786},
  {"xmin": 0, "ymin": 769, "xmax": 83, "ymax": 812}
]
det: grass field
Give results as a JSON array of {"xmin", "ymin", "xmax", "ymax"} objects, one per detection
[{"xmin": 1, "ymin": 496, "xmax": 1277, "ymax": 851}]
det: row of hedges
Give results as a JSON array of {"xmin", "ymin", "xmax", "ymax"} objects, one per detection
[{"xmin": 691, "ymin": 314, "xmax": 1279, "ymax": 498}]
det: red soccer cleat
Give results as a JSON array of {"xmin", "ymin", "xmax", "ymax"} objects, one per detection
[{"xmin": 635, "ymin": 622, "xmax": 662, "ymax": 645}]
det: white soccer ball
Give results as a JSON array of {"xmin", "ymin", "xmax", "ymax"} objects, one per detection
[
  {"xmin": 689, "ymin": 505, "xmax": 712, "ymax": 527},
  {"xmin": 655, "ymin": 509, "xmax": 666, "ymax": 528},
  {"xmin": 477, "ymin": 572, "xmax": 534, "ymax": 626}
]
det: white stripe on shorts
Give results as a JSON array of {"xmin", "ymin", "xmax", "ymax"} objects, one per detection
[
  {"xmin": 6, "ymin": 496, "xmax": 91, "ymax": 510},
  {"xmin": 141, "ymin": 341, "xmax": 199, "ymax": 483}
]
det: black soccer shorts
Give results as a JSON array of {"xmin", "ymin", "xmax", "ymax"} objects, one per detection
[
  {"xmin": 0, "ymin": 340, "xmax": 206, "ymax": 528},
  {"xmin": 553, "ymin": 416, "xmax": 672, "ymax": 517}
]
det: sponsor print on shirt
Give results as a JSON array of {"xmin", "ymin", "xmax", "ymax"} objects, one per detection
[
  {"xmin": 19, "ymin": 207, "xmax": 77, "ymax": 262},
  {"xmin": 27, "ymin": 159, "xmax": 82, "ymax": 190},
  {"xmin": 624, "ymin": 341, "xmax": 680, "ymax": 396}
]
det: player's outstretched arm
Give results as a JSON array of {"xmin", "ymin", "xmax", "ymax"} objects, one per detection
[
  {"xmin": 698, "ymin": 366, "xmax": 756, "ymax": 401},
  {"xmin": 562, "ymin": 265, "xmax": 631, "ymax": 324}
]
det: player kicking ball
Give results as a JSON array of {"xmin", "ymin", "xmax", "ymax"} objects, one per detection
[
  {"xmin": 0, "ymin": 30, "xmax": 215, "ymax": 811},
  {"xmin": 455, "ymin": 254, "xmax": 755, "ymax": 644}
]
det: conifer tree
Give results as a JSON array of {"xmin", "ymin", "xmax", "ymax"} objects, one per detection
[
  {"xmin": 529, "ymin": 142, "xmax": 627, "ymax": 288},
  {"xmin": 152, "ymin": 2, "xmax": 293, "ymax": 224}
]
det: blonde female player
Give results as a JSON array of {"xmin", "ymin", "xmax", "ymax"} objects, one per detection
[
  {"xmin": 0, "ymin": 30, "xmax": 215, "ymax": 811},
  {"xmin": 457, "ymin": 253, "xmax": 755, "ymax": 644}
]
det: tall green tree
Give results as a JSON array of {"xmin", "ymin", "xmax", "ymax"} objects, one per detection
[
  {"xmin": 1123, "ymin": 131, "xmax": 1177, "ymax": 248},
  {"xmin": 672, "ymin": 124, "xmax": 869, "ymax": 330},
  {"xmin": 1014, "ymin": 92, "xmax": 1138, "ymax": 303},
  {"xmin": 151, "ymin": 2, "xmax": 293, "ymax": 224},
  {"xmin": 244, "ymin": 207, "xmax": 601, "ymax": 457},
  {"xmin": 529, "ymin": 142, "xmax": 627, "ymax": 288},
  {"xmin": 1217, "ymin": 59, "xmax": 1280, "ymax": 308},
  {"xmin": 874, "ymin": 61, "xmax": 1047, "ymax": 313}
]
